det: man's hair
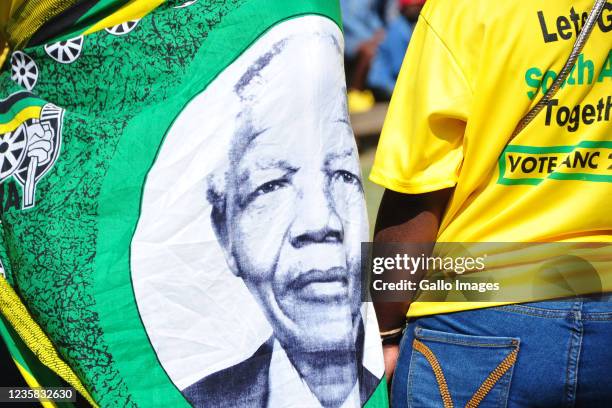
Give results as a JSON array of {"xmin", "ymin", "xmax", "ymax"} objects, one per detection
[
  {"xmin": 206, "ymin": 38, "xmax": 291, "ymax": 246},
  {"xmin": 234, "ymin": 38, "xmax": 287, "ymax": 100},
  {"xmin": 206, "ymin": 32, "xmax": 342, "ymax": 245}
]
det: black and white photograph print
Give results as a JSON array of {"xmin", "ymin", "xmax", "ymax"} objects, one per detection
[{"xmin": 131, "ymin": 16, "xmax": 384, "ymax": 408}]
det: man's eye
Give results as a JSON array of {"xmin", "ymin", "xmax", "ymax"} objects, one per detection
[
  {"xmin": 253, "ymin": 179, "xmax": 287, "ymax": 197},
  {"xmin": 333, "ymin": 170, "xmax": 361, "ymax": 186}
]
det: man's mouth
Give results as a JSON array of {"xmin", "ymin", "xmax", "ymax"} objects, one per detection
[{"xmin": 289, "ymin": 267, "xmax": 349, "ymax": 302}]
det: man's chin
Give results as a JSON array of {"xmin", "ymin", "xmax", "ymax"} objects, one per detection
[
  {"xmin": 273, "ymin": 297, "xmax": 360, "ymax": 352},
  {"xmin": 282, "ymin": 319, "xmax": 356, "ymax": 353}
]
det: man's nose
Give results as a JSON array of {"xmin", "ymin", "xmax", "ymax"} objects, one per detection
[{"xmin": 289, "ymin": 183, "xmax": 343, "ymax": 248}]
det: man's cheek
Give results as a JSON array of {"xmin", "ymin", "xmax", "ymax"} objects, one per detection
[
  {"xmin": 341, "ymin": 206, "xmax": 367, "ymax": 245},
  {"xmin": 235, "ymin": 210, "xmax": 291, "ymax": 265},
  {"xmin": 348, "ymin": 194, "xmax": 368, "ymax": 235},
  {"xmin": 332, "ymin": 189, "xmax": 365, "ymax": 218}
]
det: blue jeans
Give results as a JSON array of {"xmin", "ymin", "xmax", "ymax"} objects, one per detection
[{"xmin": 392, "ymin": 296, "xmax": 612, "ymax": 407}]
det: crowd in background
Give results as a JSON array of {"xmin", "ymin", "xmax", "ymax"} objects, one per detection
[{"xmin": 340, "ymin": 0, "xmax": 426, "ymax": 113}]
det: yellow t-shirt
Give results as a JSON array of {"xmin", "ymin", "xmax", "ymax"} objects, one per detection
[{"xmin": 370, "ymin": 0, "xmax": 612, "ymax": 317}]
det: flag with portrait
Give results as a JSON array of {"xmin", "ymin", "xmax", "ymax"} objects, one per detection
[{"xmin": 0, "ymin": 1, "xmax": 386, "ymax": 406}]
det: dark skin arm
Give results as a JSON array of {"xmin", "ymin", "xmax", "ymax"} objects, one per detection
[{"xmin": 373, "ymin": 187, "xmax": 453, "ymax": 380}]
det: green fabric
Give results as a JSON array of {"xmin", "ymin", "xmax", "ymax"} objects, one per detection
[
  {"xmin": 0, "ymin": 224, "xmax": 13, "ymax": 286},
  {"xmin": 0, "ymin": 314, "xmax": 76, "ymax": 408},
  {"xmin": 364, "ymin": 379, "xmax": 390, "ymax": 408},
  {"xmin": 74, "ymin": 0, "xmax": 130, "ymax": 26},
  {"xmin": 50, "ymin": 0, "xmax": 132, "ymax": 44},
  {"xmin": 0, "ymin": 0, "xmax": 360, "ymax": 407},
  {"xmin": 0, "ymin": 97, "xmax": 45, "ymax": 123},
  {"xmin": 95, "ymin": 3, "xmax": 342, "ymax": 406}
]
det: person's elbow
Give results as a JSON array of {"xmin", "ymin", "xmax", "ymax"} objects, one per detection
[{"xmin": 374, "ymin": 188, "xmax": 453, "ymax": 243}]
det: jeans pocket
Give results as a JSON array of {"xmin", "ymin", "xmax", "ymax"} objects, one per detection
[{"xmin": 406, "ymin": 327, "xmax": 520, "ymax": 408}]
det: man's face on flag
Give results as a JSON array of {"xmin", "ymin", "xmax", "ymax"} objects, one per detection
[{"xmin": 210, "ymin": 34, "xmax": 366, "ymax": 354}]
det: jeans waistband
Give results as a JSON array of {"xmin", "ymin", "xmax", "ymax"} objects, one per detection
[{"xmin": 497, "ymin": 293, "xmax": 612, "ymax": 318}]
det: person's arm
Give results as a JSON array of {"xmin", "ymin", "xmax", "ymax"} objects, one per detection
[
  {"xmin": 340, "ymin": 0, "xmax": 384, "ymax": 58},
  {"xmin": 367, "ymin": 18, "xmax": 411, "ymax": 97},
  {"xmin": 373, "ymin": 187, "xmax": 452, "ymax": 380}
]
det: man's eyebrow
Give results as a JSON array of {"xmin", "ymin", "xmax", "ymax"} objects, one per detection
[
  {"xmin": 253, "ymin": 159, "xmax": 295, "ymax": 171},
  {"xmin": 324, "ymin": 149, "xmax": 355, "ymax": 166},
  {"xmin": 242, "ymin": 127, "xmax": 270, "ymax": 147},
  {"xmin": 236, "ymin": 159, "xmax": 296, "ymax": 184}
]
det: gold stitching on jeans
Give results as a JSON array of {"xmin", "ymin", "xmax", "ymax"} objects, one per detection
[
  {"xmin": 465, "ymin": 348, "xmax": 519, "ymax": 408},
  {"xmin": 413, "ymin": 339, "xmax": 454, "ymax": 408}
]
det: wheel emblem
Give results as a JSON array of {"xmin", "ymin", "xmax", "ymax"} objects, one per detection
[
  {"xmin": 0, "ymin": 123, "xmax": 27, "ymax": 180},
  {"xmin": 44, "ymin": 36, "xmax": 84, "ymax": 64},
  {"xmin": 10, "ymin": 51, "xmax": 38, "ymax": 91},
  {"xmin": 174, "ymin": 0, "xmax": 198, "ymax": 8},
  {"xmin": 105, "ymin": 20, "xmax": 140, "ymax": 36}
]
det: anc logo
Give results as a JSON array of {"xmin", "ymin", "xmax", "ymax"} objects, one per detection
[
  {"xmin": 498, "ymin": 141, "xmax": 612, "ymax": 186},
  {"xmin": 0, "ymin": 91, "xmax": 64, "ymax": 209}
]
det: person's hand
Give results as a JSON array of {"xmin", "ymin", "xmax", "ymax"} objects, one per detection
[
  {"xmin": 26, "ymin": 122, "xmax": 54, "ymax": 165},
  {"xmin": 357, "ymin": 29, "xmax": 386, "ymax": 61},
  {"xmin": 383, "ymin": 343, "xmax": 400, "ymax": 382}
]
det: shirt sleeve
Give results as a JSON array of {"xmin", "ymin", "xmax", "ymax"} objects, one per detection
[{"xmin": 369, "ymin": 14, "xmax": 472, "ymax": 194}]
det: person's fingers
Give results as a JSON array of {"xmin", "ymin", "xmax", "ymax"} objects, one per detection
[
  {"xmin": 28, "ymin": 140, "xmax": 52, "ymax": 152},
  {"xmin": 27, "ymin": 148, "xmax": 49, "ymax": 162},
  {"xmin": 26, "ymin": 123, "xmax": 45, "ymax": 138}
]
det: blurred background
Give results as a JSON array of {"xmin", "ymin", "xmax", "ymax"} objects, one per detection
[{"xmin": 341, "ymin": 0, "xmax": 426, "ymax": 235}]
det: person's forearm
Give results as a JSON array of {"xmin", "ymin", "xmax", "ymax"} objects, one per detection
[{"xmin": 372, "ymin": 188, "xmax": 452, "ymax": 331}]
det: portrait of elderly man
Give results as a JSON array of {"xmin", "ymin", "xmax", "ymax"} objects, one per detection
[{"xmin": 181, "ymin": 29, "xmax": 379, "ymax": 408}]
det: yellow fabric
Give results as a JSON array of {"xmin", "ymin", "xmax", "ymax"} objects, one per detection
[
  {"xmin": 0, "ymin": 0, "xmax": 27, "ymax": 29},
  {"xmin": 0, "ymin": 43, "xmax": 9, "ymax": 71},
  {"xmin": 0, "ymin": 106, "xmax": 42, "ymax": 134},
  {"xmin": 0, "ymin": 0, "xmax": 163, "ymax": 64},
  {"xmin": 4, "ymin": 0, "xmax": 79, "ymax": 50},
  {"xmin": 83, "ymin": 0, "xmax": 165, "ymax": 36},
  {"xmin": 13, "ymin": 359, "xmax": 58, "ymax": 408},
  {"xmin": 0, "ymin": 0, "xmax": 74, "ymax": 64},
  {"xmin": 0, "ymin": 0, "xmax": 25, "ymax": 66},
  {"xmin": 370, "ymin": 0, "xmax": 612, "ymax": 317},
  {"xmin": 0, "ymin": 278, "xmax": 97, "ymax": 407}
]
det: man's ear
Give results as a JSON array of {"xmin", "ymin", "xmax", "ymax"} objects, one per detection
[
  {"xmin": 210, "ymin": 209, "xmax": 240, "ymax": 277},
  {"xmin": 221, "ymin": 247, "xmax": 239, "ymax": 277}
]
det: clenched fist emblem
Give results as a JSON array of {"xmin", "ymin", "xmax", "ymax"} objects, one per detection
[
  {"xmin": 25, "ymin": 120, "xmax": 54, "ymax": 166},
  {"xmin": 0, "ymin": 98, "xmax": 63, "ymax": 209}
]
